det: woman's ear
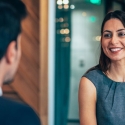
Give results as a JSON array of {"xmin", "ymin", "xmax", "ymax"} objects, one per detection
[{"xmin": 5, "ymin": 41, "xmax": 17, "ymax": 64}]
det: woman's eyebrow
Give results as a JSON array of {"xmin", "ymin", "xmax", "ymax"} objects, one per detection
[
  {"xmin": 103, "ymin": 29, "xmax": 125, "ymax": 33},
  {"xmin": 116, "ymin": 29, "xmax": 125, "ymax": 32},
  {"xmin": 103, "ymin": 30, "xmax": 111, "ymax": 33}
]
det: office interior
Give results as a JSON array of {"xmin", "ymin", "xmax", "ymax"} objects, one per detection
[{"xmin": 2, "ymin": 0, "xmax": 125, "ymax": 125}]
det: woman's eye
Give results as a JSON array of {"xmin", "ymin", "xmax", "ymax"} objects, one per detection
[
  {"xmin": 103, "ymin": 34, "xmax": 111, "ymax": 38},
  {"xmin": 118, "ymin": 32, "xmax": 125, "ymax": 37}
]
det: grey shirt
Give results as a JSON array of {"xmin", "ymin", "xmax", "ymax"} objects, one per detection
[{"xmin": 84, "ymin": 69, "xmax": 125, "ymax": 125}]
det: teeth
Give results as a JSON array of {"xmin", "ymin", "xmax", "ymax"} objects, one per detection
[{"xmin": 110, "ymin": 48, "xmax": 121, "ymax": 52}]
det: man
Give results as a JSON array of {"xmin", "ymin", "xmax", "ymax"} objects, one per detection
[{"xmin": 0, "ymin": 0, "xmax": 41, "ymax": 124}]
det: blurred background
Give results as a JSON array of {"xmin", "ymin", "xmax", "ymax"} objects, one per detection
[{"xmin": 1, "ymin": 0, "xmax": 125, "ymax": 125}]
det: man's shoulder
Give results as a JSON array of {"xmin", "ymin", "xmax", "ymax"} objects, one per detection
[{"xmin": 0, "ymin": 96, "xmax": 41, "ymax": 125}]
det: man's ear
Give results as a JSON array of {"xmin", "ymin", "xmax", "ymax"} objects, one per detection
[{"xmin": 5, "ymin": 41, "xmax": 17, "ymax": 64}]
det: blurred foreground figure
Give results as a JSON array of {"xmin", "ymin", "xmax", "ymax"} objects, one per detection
[{"xmin": 0, "ymin": 0, "xmax": 41, "ymax": 125}]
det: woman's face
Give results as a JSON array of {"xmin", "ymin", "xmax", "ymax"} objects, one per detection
[{"xmin": 101, "ymin": 18, "xmax": 125, "ymax": 62}]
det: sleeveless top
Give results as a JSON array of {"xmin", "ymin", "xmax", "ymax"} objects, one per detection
[{"xmin": 83, "ymin": 69, "xmax": 125, "ymax": 125}]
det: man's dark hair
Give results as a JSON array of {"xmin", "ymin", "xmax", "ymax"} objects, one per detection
[{"xmin": 0, "ymin": 0, "xmax": 27, "ymax": 60}]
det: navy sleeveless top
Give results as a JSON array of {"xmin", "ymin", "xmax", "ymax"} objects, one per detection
[{"xmin": 84, "ymin": 69, "xmax": 125, "ymax": 125}]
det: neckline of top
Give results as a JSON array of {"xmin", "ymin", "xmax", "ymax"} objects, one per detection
[{"xmin": 98, "ymin": 69, "xmax": 125, "ymax": 84}]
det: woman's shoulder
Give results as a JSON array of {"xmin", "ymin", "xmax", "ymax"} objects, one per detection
[
  {"xmin": 83, "ymin": 65, "xmax": 102, "ymax": 78},
  {"xmin": 82, "ymin": 65, "xmax": 103, "ymax": 88}
]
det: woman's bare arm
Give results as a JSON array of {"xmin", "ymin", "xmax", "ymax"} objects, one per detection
[{"xmin": 78, "ymin": 77, "xmax": 97, "ymax": 125}]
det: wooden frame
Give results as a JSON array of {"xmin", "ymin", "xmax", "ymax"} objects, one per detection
[{"xmin": 39, "ymin": 0, "xmax": 48, "ymax": 125}]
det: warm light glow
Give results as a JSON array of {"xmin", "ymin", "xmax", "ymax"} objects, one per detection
[
  {"xmin": 65, "ymin": 37, "xmax": 70, "ymax": 42},
  {"xmin": 82, "ymin": 12, "xmax": 87, "ymax": 16},
  {"xmin": 59, "ymin": 18, "xmax": 64, "ymax": 22},
  {"xmin": 60, "ymin": 29, "xmax": 70, "ymax": 34},
  {"xmin": 58, "ymin": 5, "xmax": 63, "ymax": 9},
  {"xmin": 64, "ymin": 28, "xmax": 70, "ymax": 34},
  {"xmin": 64, "ymin": 4, "xmax": 69, "ymax": 9},
  {"xmin": 70, "ymin": 5, "xmax": 75, "ymax": 9},
  {"xmin": 56, "ymin": 18, "xmax": 64, "ymax": 22},
  {"xmin": 63, "ymin": 0, "xmax": 69, "ymax": 4},
  {"xmin": 60, "ymin": 29, "xmax": 65, "ymax": 34},
  {"xmin": 57, "ymin": 0, "xmax": 63, "ymax": 5},
  {"xmin": 95, "ymin": 36, "xmax": 101, "ymax": 41}
]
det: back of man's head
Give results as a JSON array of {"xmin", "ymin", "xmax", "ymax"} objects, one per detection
[{"xmin": 0, "ymin": 0, "xmax": 27, "ymax": 60}]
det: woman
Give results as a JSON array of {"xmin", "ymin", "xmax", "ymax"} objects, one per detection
[{"xmin": 79, "ymin": 10, "xmax": 125, "ymax": 125}]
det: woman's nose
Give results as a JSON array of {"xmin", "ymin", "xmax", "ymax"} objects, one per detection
[{"xmin": 110, "ymin": 35, "xmax": 118, "ymax": 44}]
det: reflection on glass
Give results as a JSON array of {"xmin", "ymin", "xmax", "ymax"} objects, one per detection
[
  {"xmin": 95, "ymin": 36, "xmax": 101, "ymax": 41},
  {"xmin": 56, "ymin": 18, "xmax": 64, "ymax": 22},
  {"xmin": 57, "ymin": 0, "xmax": 63, "ymax": 5},
  {"xmin": 90, "ymin": 0, "xmax": 101, "ymax": 5},
  {"xmin": 89, "ymin": 16, "xmax": 97, "ymax": 22},
  {"xmin": 58, "ymin": 5, "xmax": 63, "ymax": 9},
  {"xmin": 64, "ymin": 4, "xmax": 69, "ymax": 9},
  {"xmin": 60, "ymin": 18, "xmax": 64, "ymax": 22},
  {"xmin": 82, "ymin": 12, "xmax": 87, "ymax": 16},
  {"xmin": 63, "ymin": 0, "xmax": 69, "ymax": 4},
  {"xmin": 60, "ymin": 29, "xmax": 70, "ymax": 34},
  {"xmin": 70, "ymin": 5, "xmax": 75, "ymax": 9},
  {"xmin": 64, "ymin": 28, "xmax": 70, "ymax": 34},
  {"xmin": 68, "ymin": 0, "xmax": 104, "ymax": 124},
  {"xmin": 65, "ymin": 37, "xmax": 70, "ymax": 42}
]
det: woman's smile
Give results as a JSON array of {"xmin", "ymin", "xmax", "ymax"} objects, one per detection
[{"xmin": 109, "ymin": 47, "xmax": 122, "ymax": 52}]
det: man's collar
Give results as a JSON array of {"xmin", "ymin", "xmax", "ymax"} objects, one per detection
[{"xmin": 0, "ymin": 87, "xmax": 3, "ymax": 96}]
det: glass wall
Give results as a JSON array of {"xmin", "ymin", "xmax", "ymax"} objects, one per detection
[
  {"xmin": 54, "ymin": 0, "xmax": 124, "ymax": 125},
  {"xmin": 68, "ymin": 0, "xmax": 104, "ymax": 123}
]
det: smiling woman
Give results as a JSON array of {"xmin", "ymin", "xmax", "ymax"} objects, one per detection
[
  {"xmin": 79, "ymin": 10, "xmax": 125, "ymax": 125},
  {"xmin": 101, "ymin": 19, "xmax": 125, "ymax": 62}
]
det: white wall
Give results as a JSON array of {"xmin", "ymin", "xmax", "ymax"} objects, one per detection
[{"xmin": 48, "ymin": 0, "xmax": 55, "ymax": 125}]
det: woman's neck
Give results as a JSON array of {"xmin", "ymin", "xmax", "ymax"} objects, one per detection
[{"xmin": 106, "ymin": 61, "xmax": 125, "ymax": 82}]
